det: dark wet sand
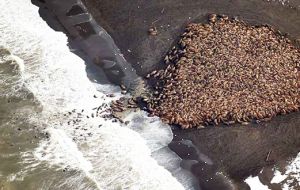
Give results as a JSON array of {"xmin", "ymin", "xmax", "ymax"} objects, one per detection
[
  {"xmin": 82, "ymin": 0, "xmax": 300, "ymax": 76},
  {"xmin": 34, "ymin": 0, "xmax": 300, "ymax": 189},
  {"xmin": 170, "ymin": 112, "xmax": 300, "ymax": 189}
]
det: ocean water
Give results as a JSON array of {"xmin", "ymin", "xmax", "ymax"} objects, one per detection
[{"xmin": 0, "ymin": 0, "xmax": 197, "ymax": 189}]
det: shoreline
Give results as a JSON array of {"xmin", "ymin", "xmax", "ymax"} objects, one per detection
[
  {"xmin": 33, "ymin": 0, "xmax": 300, "ymax": 189},
  {"xmin": 31, "ymin": 0, "xmax": 138, "ymax": 88}
]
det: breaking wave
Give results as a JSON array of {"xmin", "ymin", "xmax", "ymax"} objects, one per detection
[{"xmin": 0, "ymin": 0, "xmax": 197, "ymax": 189}]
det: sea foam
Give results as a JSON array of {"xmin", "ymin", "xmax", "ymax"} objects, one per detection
[{"xmin": 0, "ymin": 0, "xmax": 196, "ymax": 189}]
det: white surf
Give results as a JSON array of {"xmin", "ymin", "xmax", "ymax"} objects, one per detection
[{"xmin": 0, "ymin": 0, "xmax": 197, "ymax": 189}]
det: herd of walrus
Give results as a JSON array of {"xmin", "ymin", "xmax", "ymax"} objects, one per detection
[{"xmin": 143, "ymin": 14, "xmax": 300, "ymax": 129}]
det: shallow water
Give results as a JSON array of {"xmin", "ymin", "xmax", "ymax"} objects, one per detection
[{"xmin": 0, "ymin": 0, "xmax": 198, "ymax": 189}]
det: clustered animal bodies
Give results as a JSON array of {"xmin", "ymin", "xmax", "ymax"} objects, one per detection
[{"xmin": 146, "ymin": 14, "xmax": 300, "ymax": 129}]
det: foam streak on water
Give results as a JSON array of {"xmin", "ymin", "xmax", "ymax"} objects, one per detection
[{"xmin": 0, "ymin": 0, "xmax": 190, "ymax": 189}]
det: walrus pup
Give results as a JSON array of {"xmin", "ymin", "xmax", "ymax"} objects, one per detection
[{"xmin": 147, "ymin": 14, "xmax": 300, "ymax": 129}]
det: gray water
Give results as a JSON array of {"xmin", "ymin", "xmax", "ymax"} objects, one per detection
[
  {"xmin": 0, "ymin": 47, "xmax": 101, "ymax": 189},
  {"xmin": 0, "ymin": 0, "xmax": 199, "ymax": 189}
]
